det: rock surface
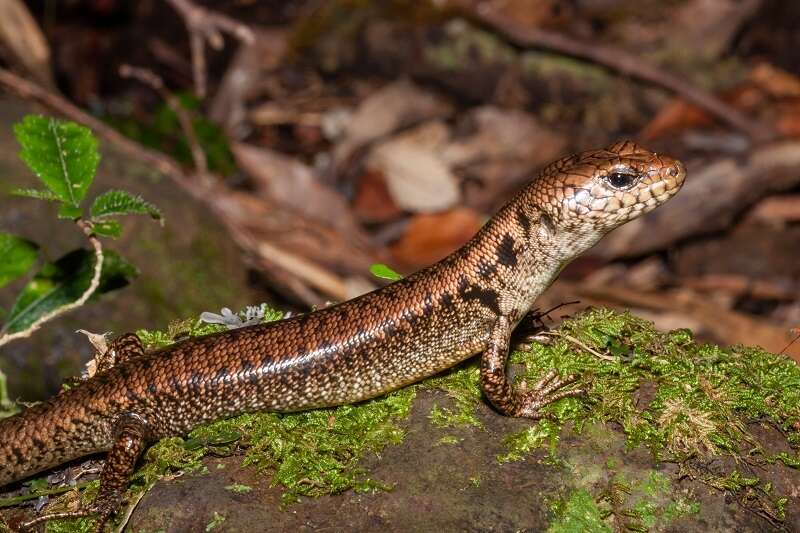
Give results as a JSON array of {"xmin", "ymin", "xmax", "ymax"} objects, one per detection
[{"xmin": 129, "ymin": 390, "xmax": 797, "ymax": 532}]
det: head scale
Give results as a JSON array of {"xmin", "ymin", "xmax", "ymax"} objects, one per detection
[{"xmin": 530, "ymin": 140, "xmax": 685, "ymax": 235}]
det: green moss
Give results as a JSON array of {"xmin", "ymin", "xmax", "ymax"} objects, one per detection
[
  {"xmin": 224, "ymin": 484, "xmax": 252, "ymax": 494},
  {"xmin": 548, "ymin": 489, "xmax": 612, "ymax": 533},
  {"xmin": 424, "ymin": 362, "xmax": 483, "ymax": 428},
  {"xmin": 498, "ymin": 420, "xmax": 560, "ymax": 463},
  {"xmin": 204, "ymin": 511, "xmax": 225, "ymax": 531},
  {"xmin": 588, "ymin": 470, "xmax": 699, "ymax": 531}
]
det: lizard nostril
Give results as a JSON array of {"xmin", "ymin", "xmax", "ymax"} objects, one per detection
[{"xmin": 668, "ymin": 165, "xmax": 679, "ymax": 177}]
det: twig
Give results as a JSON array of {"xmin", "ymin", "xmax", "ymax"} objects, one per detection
[
  {"xmin": 452, "ymin": 0, "xmax": 775, "ymax": 142},
  {"xmin": 164, "ymin": 0, "xmax": 254, "ymax": 98},
  {"xmin": 778, "ymin": 329, "xmax": 799, "ymax": 356},
  {"xmin": 119, "ymin": 64, "xmax": 207, "ymax": 174},
  {"xmin": 0, "ymin": 220, "xmax": 103, "ymax": 348},
  {"xmin": 539, "ymin": 331, "xmax": 616, "ymax": 362}
]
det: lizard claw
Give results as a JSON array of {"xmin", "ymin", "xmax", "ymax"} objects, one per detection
[{"xmin": 515, "ymin": 370, "xmax": 583, "ymax": 419}]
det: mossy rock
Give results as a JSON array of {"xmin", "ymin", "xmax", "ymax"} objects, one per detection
[{"xmin": 2, "ymin": 307, "xmax": 797, "ymax": 532}]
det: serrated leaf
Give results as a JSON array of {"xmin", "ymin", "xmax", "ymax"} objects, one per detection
[
  {"xmin": 369, "ymin": 263, "xmax": 403, "ymax": 281},
  {"xmin": 0, "ymin": 233, "xmax": 38, "ymax": 288},
  {"xmin": 90, "ymin": 190, "xmax": 162, "ymax": 220},
  {"xmin": 2, "ymin": 249, "xmax": 137, "ymax": 334},
  {"xmin": 14, "ymin": 115, "xmax": 99, "ymax": 207},
  {"xmin": 11, "ymin": 188, "xmax": 60, "ymax": 201},
  {"xmin": 92, "ymin": 220, "xmax": 122, "ymax": 238},
  {"xmin": 57, "ymin": 204, "xmax": 83, "ymax": 219}
]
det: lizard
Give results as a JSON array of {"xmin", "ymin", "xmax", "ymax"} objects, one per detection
[{"xmin": 0, "ymin": 140, "xmax": 685, "ymax": 531}]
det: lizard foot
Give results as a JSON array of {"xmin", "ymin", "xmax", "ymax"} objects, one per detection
[{"xmin": 515, "ymin": 369, "xmax": 583, "ymax": 419}]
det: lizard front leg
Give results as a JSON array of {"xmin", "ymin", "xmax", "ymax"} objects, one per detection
[
  {"xmin": 20, "ymin": 413, "xmax": 149, "ymax": 533},
  {"xmin": 480, "ymin": 315, "xmax": 583, "ymax": 418}
]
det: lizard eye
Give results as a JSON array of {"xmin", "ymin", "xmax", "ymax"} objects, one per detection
[{"xmin": 605, "ymin": 170, "xmax": 639, "ymax": 189}]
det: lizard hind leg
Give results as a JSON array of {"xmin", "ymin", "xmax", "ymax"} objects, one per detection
[
  {"xmin": 20, "ymin": 414, "xmax": 149, "ymax": 533},
  {"xmin": 96, "ymin": 333, "xmax": 145, "ymax": 373}
]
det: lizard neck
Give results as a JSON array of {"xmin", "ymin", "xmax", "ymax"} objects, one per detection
[{"xmin": 455, "ymin": 198, "xmax": 602, "ymax": 326}]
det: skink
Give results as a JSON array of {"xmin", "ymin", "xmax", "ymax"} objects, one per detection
[{"xmin": 0, "ymin": 140, "xmax": 685, "ymax": 531}]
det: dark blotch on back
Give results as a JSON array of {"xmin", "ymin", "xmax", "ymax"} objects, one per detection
[
  {"xmin": 215, "ymin": 367, "xmax": 229, "ymax": 382},
  {"xmin": 496, "ymin": 234, "xmax": 518, "ymax": 267},
  {"xmin": 476, "ymin": 260, "xmax": 498, "ymax": 278},
  {"xmin": 458, "ymin": 277, "xmax": 501, "ymax": 314},
  {"xmin": 422, "ymin": 294, "xmax": 434, "ymax": 317},
  {"xmin": 438, "ymin": 292, "xmax": 454, "ymax": 308}
]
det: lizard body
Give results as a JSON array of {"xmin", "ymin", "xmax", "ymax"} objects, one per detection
[{"xmin": 0, "ymin": 140, "xmax": 685, "ymax": 531}]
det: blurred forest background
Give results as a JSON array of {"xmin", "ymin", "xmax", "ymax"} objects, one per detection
[{"xmin": 0, "ymin": 0, "xmax": 799, "ymax": 400}]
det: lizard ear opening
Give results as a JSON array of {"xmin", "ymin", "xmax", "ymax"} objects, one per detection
[{"xmin": 537, "ymin": 212, "xmax": 556, "ymax": 239}]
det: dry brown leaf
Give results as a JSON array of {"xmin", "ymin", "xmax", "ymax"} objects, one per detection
[
  {"xmin": 642, "ymin": 62, "xmax": 800, "ymax": 141},
  {"xmin": 334, "ymin": 79, "xmax": 453, "ymax": 164},
  {"xmin": 749, "ymin": 62, "xmax": 800, "ymax": 99},
  {"xmin": 390, "ymin": 208, "xmax": 483, "ymax": 269},
  {"xmin": 748, "ymin": 194, "xmax": 800, "ymax": 225},
  {"xmin": 368, "ymin": 121, "xmax": 460, "ymax": 213},
  {"xmin": 442, "ymin": 106, "xmax": 564, "ymax": 166},
  {"xmin": 445, "ymin": 106, "xmax": 566, "ymax": 209},
  {"xmin": 231, "ymin": 142, "xmax": 363, "ymax": 237},
  {"xmin": 351, "ymin": 170, "xmax": 404, "ymax": 224},
  {"xmin": 640, "ymin": 98, "xmax": 716, "ymax": 141},
  {"xmin": 210, "ymin": 28, "xmax": 289, "ymax": 134},
  {"xmin": 773, "ymin": 101, "xmax": 800, "ymax": 138}
]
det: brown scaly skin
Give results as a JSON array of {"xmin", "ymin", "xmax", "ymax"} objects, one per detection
[{"xmin": 0, "ymin": 140, "xmax": 685, "ymax": 531}]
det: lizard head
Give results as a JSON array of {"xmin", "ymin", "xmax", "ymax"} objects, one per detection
[{"xmin": 531, "ymin": 140, "xmax": 685, "ymax": 235}]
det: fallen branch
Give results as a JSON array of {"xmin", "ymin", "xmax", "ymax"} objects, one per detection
[
  {"xmin": 452, "ymin": 0, "xmax": 774, "ymax": 141},
  {"xmin": 0, "ymin": 220, "xmax": 103, "ymax": 348},
  {"xmin": 164, "ymin": 0, "xmax": 254, "ymax": 98}
]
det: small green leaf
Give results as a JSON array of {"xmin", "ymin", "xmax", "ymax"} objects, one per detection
[
  {"xmin": 57, "ymin": 204, "xmax": 83, "ymax": 219},
  {"xmin": 0, "ymin": 233, "xmax": 38, "ymax": 288},
  {"xmin": 2, "ymin": 249, "xmax": 137, "ymax": 334},
  {"xmin": 369, "ymin": 263, "xmax": 403, "ymax": 281},
  {"xmin": 91, "ymin": 190, "xmax": 162, "ymax": 220},
  {"xmin": 14, "ymin": 115, "xmax": 99, "ymax": 207},
  {"xmin": 92, "ymin": 220, "xmax": 122, "ymax": 238},
  {"xmin": 11, "ymin": 188, "xmax": 60, "ymax": 201}
]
